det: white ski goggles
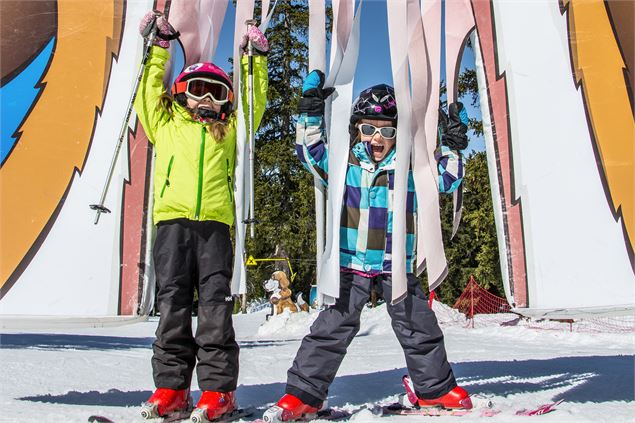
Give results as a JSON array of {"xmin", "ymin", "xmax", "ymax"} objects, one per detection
[
  {"xmin": 358, "ymin": 123, "xmax": 397, "ymax": 139},
  {"xmin": 182, "ymin": 78, "xmax": 233, "ymax": 104}
]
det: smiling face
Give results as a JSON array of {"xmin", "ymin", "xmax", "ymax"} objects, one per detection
[
  {"xmin": 186, "ymin": 95, "xmax": 222, "ymax": 114},
  {"xmin": 358, "ymin": 118, "xmax": 397, "ymax": 162}
]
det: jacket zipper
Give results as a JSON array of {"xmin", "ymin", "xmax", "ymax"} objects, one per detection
[
  {"xmin": 372, "ymin": 169, "xmax": 391, "ymax": 267},
  {"xmin": 195, "ymin": 126, "xmax": 205, "ymax": 218},
  {"xmin": 160, "ymin": 155, "xmax": 175, "ymax": 198},
  {"xmin": 226, "ymin": 159, "xmax": 233, "ymax": 203}
]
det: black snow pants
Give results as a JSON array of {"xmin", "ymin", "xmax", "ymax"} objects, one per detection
[
  {"xmin": 286, "ymin": 272, "xmax": 457, "ymax": 408},
  {"xmin": 152, "ymin": 219, "xmax": 238, "ymax": 392}
]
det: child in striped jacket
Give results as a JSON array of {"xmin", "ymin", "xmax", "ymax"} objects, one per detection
[{"xmin": 263, "ymin": 71, "xmax": 473, "ymax": 422}]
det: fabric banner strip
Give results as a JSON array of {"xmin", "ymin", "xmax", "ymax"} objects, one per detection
[
  {"xmin": 309, "ymin": 0, "xmax": 327, "ymax": 284},
  {"xmin": 168, "ymin": 0, "xmax": 229, "ymax": 65},
  {"xmin": 386, "ymin": 0, "xmax": 412, "ymax": 304},
  {"xmin": 408, "ymin": 0, "xmax": 448, "ymax": 291},
  {"xmin": 230, "ymin": 0, "xmax": 277, "ymax": 295},
  {"xmin": 259, "ymin": 0, "xmax": 278, "ymax": 32},
  {"xmin": 317, "ymin": 0, "xmax": 361, "ymax": 305}
]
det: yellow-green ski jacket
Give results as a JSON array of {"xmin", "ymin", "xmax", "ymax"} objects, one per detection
[{"xmin": 134, "ymin": 46, "xmax": 268, "ymax": 226}]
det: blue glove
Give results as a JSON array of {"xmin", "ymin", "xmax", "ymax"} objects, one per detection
[
  {"xmin": 298, "ymin": 70, "xmax": 335, "ymax": 116},
  {"xmin": 302, "ymin": 70, "xmax": 323, "ymax": 94}
]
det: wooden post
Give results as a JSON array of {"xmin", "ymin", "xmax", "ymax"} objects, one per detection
[{"xmin": 470, "ymin": 278, "xmax": 475, "ymax": 329}]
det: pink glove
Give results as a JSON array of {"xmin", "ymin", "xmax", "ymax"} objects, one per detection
[
  {"xmin": 138, "ymin": 11, "xmax": 176, "ymax": 49},
  {"xmin": 240, "ymin": 25, "xmax": 269, "ymax": 55}
]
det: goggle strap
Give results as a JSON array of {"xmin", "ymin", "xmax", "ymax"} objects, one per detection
[{"xmin": 172, "ymin": 81, "xmax": 188, "ymax": 95}]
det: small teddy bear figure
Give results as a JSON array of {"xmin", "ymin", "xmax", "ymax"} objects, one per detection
[{"xmin": 263, "ymin": 271, "xmax": 299, "ymax": 315}]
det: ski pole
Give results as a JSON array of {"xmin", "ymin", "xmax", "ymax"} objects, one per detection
[
  {"xmin": 89, "ymin": 9, "xmax": 169, "ymax": 224},
  {"xmin": 245, "ymin": 19, "xmax": 257, "ymax": 239}
]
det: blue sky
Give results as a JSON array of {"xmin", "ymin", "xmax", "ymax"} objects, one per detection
[{"xmin": 211, "ymin": 1, "xmax": 484, "ymax": 153}]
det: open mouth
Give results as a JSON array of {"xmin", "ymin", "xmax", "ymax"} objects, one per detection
[
  {"xmin": 197, "ymin": 104, "xmax": 213, "ymax": 110},
  {"xmin": 371, "ymin": 144, "xmax": 385, "ymax": 154}
]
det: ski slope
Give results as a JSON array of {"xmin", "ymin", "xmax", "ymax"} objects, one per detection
[{"xmin": 1, "ymin": 302, "xmax": 633, "ymax": 422}]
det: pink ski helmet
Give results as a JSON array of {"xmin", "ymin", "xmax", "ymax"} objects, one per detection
[{"xmin": 171, "ymin": 62, "xmax": 234, "ymax": 122}]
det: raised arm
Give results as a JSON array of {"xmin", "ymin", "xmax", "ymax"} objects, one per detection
[
  {"xmin": 133, "ymin": 12, "xmax": 178, "ymax": 144},
  {"xmin": 296, "ymin": 114, "xmax": 329, "ymax": 185},
  {"xmin": 295, "ymin": 70, "xmax": 336, "ymax": 186},
  {"xmin": 436, "ymin": 102, "xmax": 470, "ymax": 193},
  {"xmin": 133, "ymin": 46, "xmax": 170, "ymax": 144}
]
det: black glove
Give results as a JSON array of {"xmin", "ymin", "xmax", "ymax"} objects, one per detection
[
  {"xmin": 297, "ymin": 70, "xmax": 336, "ymax": 116},
  {"xmin": 438, "ymin": 102, "xmax": 469, "ymax": 150}
]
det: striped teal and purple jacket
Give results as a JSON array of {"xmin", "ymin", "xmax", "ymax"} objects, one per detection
[{"xmin": 296, "ymin": 114, "xmax": 463, "ymax": 275}]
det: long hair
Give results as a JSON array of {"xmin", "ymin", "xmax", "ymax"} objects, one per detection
[{"xmin": 159, "ymin": 93, "xmax": 233, "ymax": 141}]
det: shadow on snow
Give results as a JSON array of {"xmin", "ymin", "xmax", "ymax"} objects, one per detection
[
  {"xmin": 0, "ymin": 333, "xmax": 292, "ymax": 351},
  {"xmin": 0, "ymin": 333, "xmax": 154, "ymax": 350},
  {"xmin": 16, "ymin": 355, "xmax": 634, "ymax": 407}
]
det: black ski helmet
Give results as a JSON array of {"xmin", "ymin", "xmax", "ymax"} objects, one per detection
[{"xmin": 349, "ymin": 84, "xmax": 398, "ymax": 140}]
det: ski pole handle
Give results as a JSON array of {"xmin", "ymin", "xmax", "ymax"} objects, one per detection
[
  {"xmin": 245, "ymin": 19, "xmax": 257, "ymax": 60},
  {"xmin": 141, "ymin": 12, "xmax": 160, "ymax": 38}
]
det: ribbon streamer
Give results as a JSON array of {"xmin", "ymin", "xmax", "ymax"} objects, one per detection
[{"xmin": 317, "ymin": 0, "xmax": 362, "ymax": 305}]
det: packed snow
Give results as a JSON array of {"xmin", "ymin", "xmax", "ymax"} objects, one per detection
[{"xmin": 1, "ymin": 301, "xmax": 633, "ymax": 422}]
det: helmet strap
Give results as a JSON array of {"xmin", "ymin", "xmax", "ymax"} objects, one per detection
[{"xmin": 189, "ymin": 106, "xmax": 226, "ymax": 123}]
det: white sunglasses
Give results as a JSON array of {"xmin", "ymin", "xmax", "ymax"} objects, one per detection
[{"xmin": 358, "ymin": 123, "xmax": 397, "ymax": 139}]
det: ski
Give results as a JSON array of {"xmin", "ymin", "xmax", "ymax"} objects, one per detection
[
  {"xmin": 255, "ymin": 407, "xmax": 354, "ymax": 422},
  {"xmin": 87, "ymin": 410, "xmax": 190, "ymax": 423},
  {"xmin": 87, "ymin": 407, "xmax": 253, "ymax": 423},
  {"xmin": 375, "ymin": 399, "xmax": 564, "ymax": 418},
  {"xmin": 375, "ymin": 402, "xmax": 501, "ymax": 418},
  {"xmin": 191, "ymin": 407, "xmax": 255, "ymax": 423},
  {"xmin": 162, "ymin": 409, "xmax": 195, "ymax": 423},
  {"xmin": 516, "ymin": 399, "xmax": 564, "ymax": 416}
]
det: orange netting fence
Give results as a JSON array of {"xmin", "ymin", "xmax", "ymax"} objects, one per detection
[
  {"xmin": 429, "ymin": 276, "xmax": 635, "ymax": 333},
  {"xmin": 452, "ymin": 276, "xmax": 511, "ymax": 318}
]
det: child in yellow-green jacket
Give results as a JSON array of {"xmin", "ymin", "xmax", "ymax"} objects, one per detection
[{"xmin": 133, "ymin": 11, "xmax": 268, "ymax": 422}]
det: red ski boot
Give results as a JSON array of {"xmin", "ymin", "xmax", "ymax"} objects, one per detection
[
  {"xmin": 417, "ymin": 386, "xmax": 473, "ymax": 409},
  {"xmin": 402, "ymin": 375, "xmax": 472, "ymax": 410},
  {"xmin": 262, "ymin": 394, "xmax": 321, "ymax": 422},
  {"xmin": 190, "ymin": 391, "xmax": 236, "ymax": 423},
  {"xmin": 140, "ymin": 388, "xmax": 191, "ymax": 419}
]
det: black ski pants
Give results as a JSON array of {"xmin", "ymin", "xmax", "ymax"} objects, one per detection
[
  {"xmin": 152, "ymin": 219, "xmax": 238, "ymax": 392},
  {"xmin": 286, "ymin": 272, "xmax": 457, "ymax": 408}
]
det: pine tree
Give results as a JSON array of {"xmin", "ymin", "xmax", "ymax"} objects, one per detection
[{"xmin": 436, "ymin": 151, "xmax": 504, "ymax": 304}]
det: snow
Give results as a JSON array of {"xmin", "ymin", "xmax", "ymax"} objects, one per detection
[{"xmin": 1, "ymin": 302, "xmax": 633, "ymax": 423}]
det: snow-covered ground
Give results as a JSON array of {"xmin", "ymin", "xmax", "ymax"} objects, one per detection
[{"xmin": 1, "ymin": 302, "xmax": 633, "ymax": 422}]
